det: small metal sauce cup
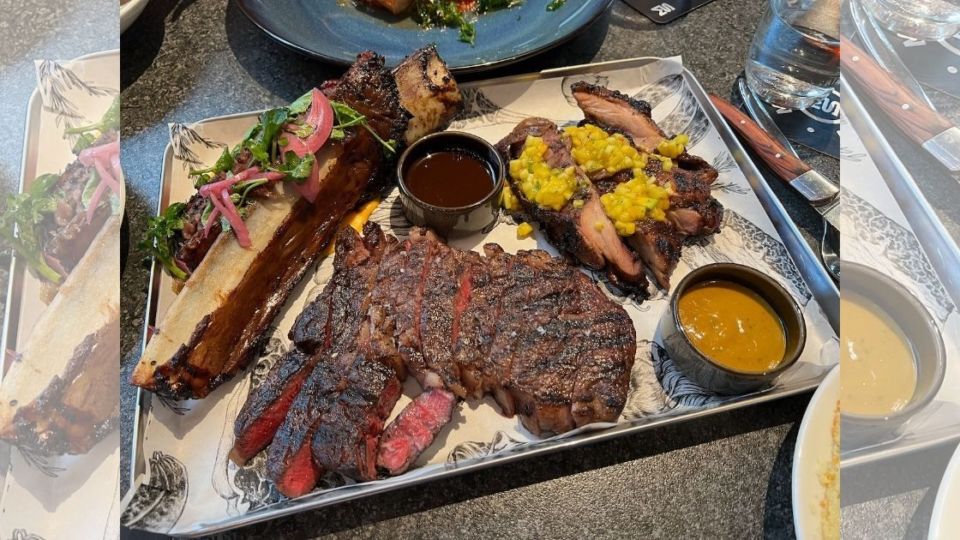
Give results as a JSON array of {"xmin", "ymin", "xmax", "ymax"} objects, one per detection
[
  {"xmin": 396, "ymin": 131, "xmax": 504, "ymax": 238},
  {"xmin": 840, "ymin": 262, "xmax": 946, "ymax": 448},
  {"xmin": 659, "ymin": 263, "xmax": 807, "ymax": 395}
]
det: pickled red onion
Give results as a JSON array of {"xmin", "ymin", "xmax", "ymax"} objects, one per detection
[
  {"xmin": 206, "ymin": 188, "xmax": 250, "ymax": 248},
  {"xmin": 281, "ymin": 89, "xmax": 333, "ymax": 202},
  {"xmin": 78, "ymin": 139, "xmax": 119, "ymax": 164},
  {"xmin": 280, "ymin": 132, "xmax": 309, "ymax": 157},
  {"xmin": 302, "ymin": 89, "xmax": 334, "ymax": 155},
  {"xmin": 203, "ymin": 206, "xmax": 221, "ymax": 237},
  {"xmin": 79, "ymin": 138, "xmax": 123, "ymax": 223},
  {"xmin": 85, "ymin": 180, "xmax": 108, "ymax": 223}
]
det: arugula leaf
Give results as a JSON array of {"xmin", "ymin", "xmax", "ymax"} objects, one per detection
[
  {"xmin": 270, "ymin": 152, "xmax": 316, "ymax": 183},
  {"xmin": 0, "ymin": 175, "xmax": 63, "ymax": 283},
  {"xmin": 244, "ymin": 108, "xmax": 289, "ymax": 164},
  {"xmin": 287, "ymin": 91, "xmax": 313, "ymax": 116},
  {"xmin": 189, "ymin": 148, "xmax": 235, "ymax": 182},
  {"xmin": 138, "ymin": 202, "xmax": 188, "ymax": 280},
  {"xmin": 65, "ymin": 95, "xmax": 120, "ymax": 136}
]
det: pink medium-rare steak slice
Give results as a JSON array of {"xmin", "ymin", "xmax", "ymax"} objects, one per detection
[
  {"xmin": 365, "ymin": 228, "xmax": 438, "ymax": 386},
  {"xmin": 259, "ymin": 224, "xmax": 636, "ymax": 489},
  {"xmin": 418, "ymin": 243, "xmax": 484, "ymax": 397},
  {"xmin": 231, "ymin": 226, "xmax": 391, "ymax": 466},
  {"xmin": 265, "ymin": 359, "xmax": 343, "ymax": 498},
  {"xmin": 377, "ymin": 388, "xmax": 458, "ymax": 475}
]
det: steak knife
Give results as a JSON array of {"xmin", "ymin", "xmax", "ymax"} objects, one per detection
[
  {"xmin": 708, "ymin": 93, "xmax": 841, "ymax": 229},
  {"xmin": 841, "ymin": 36, "xmax": 960, "ymax": 173}
]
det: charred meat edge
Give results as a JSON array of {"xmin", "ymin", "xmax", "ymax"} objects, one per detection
[
  {"xmin": 231, "ymin": 225, "xmax": 390, "ymax": 466},
  {"xmin": 570, "ymin": 82, "xmax": 724, "ymax": 289},
  {"xmin": 495, "ymin": 118, "xmax": 649, "ymax": 295},
  {"xmin": 131, "ymin": 51, "xmax": 409, "ymax": 399},
  {"xmin": 167, "ymin": 45, "xmax": 463, "ymax": 278},
  {"xmin": 0, "ymin": 316, "xmax": 119, "ymax": 455}
]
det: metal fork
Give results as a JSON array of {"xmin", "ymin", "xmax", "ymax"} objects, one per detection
[{"xmin": 821, "ymin": 223, "xmax": 840, "ymax": 282}]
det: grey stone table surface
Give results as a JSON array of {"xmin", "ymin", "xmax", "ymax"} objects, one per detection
[{"xmin": 115, "ymin": 1, "xmax": 832, "ymax": 539}]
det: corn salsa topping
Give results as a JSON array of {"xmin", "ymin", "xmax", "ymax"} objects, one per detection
[
  {"xmin": 507, "ymin": 135, "xmax": 580, "ymax": 211},
  {"xmin": 564, "ymin": 124, "xmax": 647, "ymax": 177},
  {"xmin": 516, "ymin": 222, "xmax": 534, "ymax": 239},
  {"xmin": 563, "ymin": 125, "xmax": 673, "ymax": 237},
  {"xmin": 599, "ymin": 175, "xmax": 670, "ymax": 236},
  {"xmin": 657, "ymin": 134, "xmax": 689, "ymax": 159},
  {"xmin": 505, "ymin": 127, "xmax": 686, "ymax": 238}
]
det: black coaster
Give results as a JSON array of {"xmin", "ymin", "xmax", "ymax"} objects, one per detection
[
  {"xmin": 622, "ymin": 0, "xmax": 720, "ymax": 24},
  {"xmin": 732, "ymin": 76, "xmax": 841, "ymax": 159},
  {"xmin": 884, "ymin": 30, "xmax": 960, "ymax": 98},
  {"xmin": 764, "ymin": 88, "xmax": 841, "ymax": 158}
]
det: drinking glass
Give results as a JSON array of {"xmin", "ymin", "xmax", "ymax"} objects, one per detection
[
  {"xmin": 861, "ymin": 0, "xmax": 960, "ymax": 41},
  {"xmin": 745, "ymin": 0, "xmax": 841, "ymax": 110}
]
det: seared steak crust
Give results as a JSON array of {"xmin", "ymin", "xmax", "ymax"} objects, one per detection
[
  {"xmin": 233, "ymin": 222, "xmax": 391, "ymax": 467},
  {"xmin": 250, "ymin": 223, "xmax": 636, "ymax": 492}
]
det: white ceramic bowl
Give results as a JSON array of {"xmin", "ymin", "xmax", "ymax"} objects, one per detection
[
  {"xmin": 120, "ymin": 0, "xmax": 150, "ymax": 33},
  {"xmin": 929, "ymin": 442, "xmax": 960, "ymax": 539},
  {"xmin": 793, "ymin": 366, "xmax": 839, "ymax": 540}
]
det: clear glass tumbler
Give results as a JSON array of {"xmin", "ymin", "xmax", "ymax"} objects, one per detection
[
  {"xmin": 861, "ymin": 0, "xmax": 960, "ymax": 41},
  {"xmin": 745, "ymin": 0, "xmax": 841, "ymax": 110}
]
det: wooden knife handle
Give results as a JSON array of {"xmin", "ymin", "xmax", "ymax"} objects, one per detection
[
  {"xmin": 841, "ymin": 36, "xmax": 952, "ymax": 144},
  {"xmin": 709, "ymin": 94, "xmax": 811, "ymax": 181}
]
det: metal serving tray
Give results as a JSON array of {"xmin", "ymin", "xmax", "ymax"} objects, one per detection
[
  {"xmin": 127, "ymin": 57, "xmax": 839, "ymax": 536},
  {"xmin": 0, "ymin": 49, "xmax": 121, "ymax": 540},
  {"xmin": 0, "ymin": 49, "xmax": 122, "ymax": 373},
  {"xmin": 841, "ymin": 78, "xmax": 960, "ymax": 466}
]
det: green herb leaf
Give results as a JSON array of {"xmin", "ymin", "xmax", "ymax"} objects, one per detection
[
  {"xmin": 138, "ymin": 202, "xmax": 188, "ymax": 280},
  {"xmin": 287, "ymin": 91, "xmax": 314, "ymax": 116},
  {"xmin": 0, "ymin": 175, "xmax": 63, "ymax": 283},
  {"xmin": 30, "ymin": 174, "xmax": 61, "ymax": 198},
  {"xmin": 329, "ymin": 101, "xmax": 396, "ymax": 155},
  {"xmin": 244, "ymin": 108, "xmax": 289, "ymax": 164},
  {"xmin": 64, "ymin": 95, "xmax": 120, "ymax": 138},
  {"xmin": 189, "ymin": 148, "xmax": 235, "ymax": 179},
  {"xmin": 546, "ymin": 0, "xmax": 565, "ymax": 11},
  {"xmin": 80, "ymin": 170, "xmax": 100, "ymax": 208},
  {"xmin": 72, "ymin": 133, "xmax": 96, "ymax": 153},
  {"xmin": 270, "ymin": 152, "xmax": 316, "ymax": 183},
  {"xmin": 294, "ymin": 123, "xmax": 314, "ymax": 139}
]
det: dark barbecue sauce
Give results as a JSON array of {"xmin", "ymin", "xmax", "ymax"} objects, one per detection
[{"xmin": 405, "ymin": 151, "xmax": 495, "ymax": 208}]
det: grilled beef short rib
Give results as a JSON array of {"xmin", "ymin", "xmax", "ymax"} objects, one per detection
[{"xmin": 135, "ymin": 46, "xmax": 463, "ymax": 400}]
